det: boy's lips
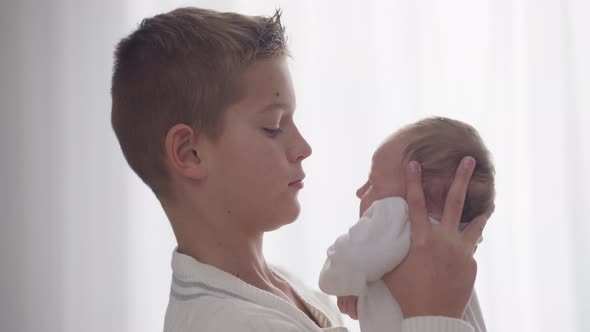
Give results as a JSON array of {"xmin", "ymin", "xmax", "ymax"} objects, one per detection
[
  {"xmin": 288, "ymin": 180, "xmax": 304, "ymax": 189},
  {"xmin": 288, "ymin": 176, "xmax": 305, "ymax": 189}
]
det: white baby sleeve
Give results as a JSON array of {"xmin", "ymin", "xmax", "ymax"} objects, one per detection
[{"xmin": 319, "ymin": 197, "xmax": 411, "ymax": 296}]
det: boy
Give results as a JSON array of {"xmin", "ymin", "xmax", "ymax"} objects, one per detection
[
  {"xmin": 319, "ymin": 118, "xmax": 494, "ymax": 332},
  {"xmin": 111, "ymin": 7, "xmax": 492, "ymax": 332}
]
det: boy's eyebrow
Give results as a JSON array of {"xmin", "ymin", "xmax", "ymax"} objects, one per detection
[{"xmin": 259, "ymin": 102, "xmax": 293, "ymax": 114}]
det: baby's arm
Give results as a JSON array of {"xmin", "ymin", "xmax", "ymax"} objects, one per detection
[{"xmin": 318, "ymin": 197, "xmax": 411, "ymax": 296}]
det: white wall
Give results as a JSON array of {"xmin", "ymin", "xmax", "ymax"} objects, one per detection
[{"xmin": 1, "ymin": 1, "xmax": 132, "ymax": 331}]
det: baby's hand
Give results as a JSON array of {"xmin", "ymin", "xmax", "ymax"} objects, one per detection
[{"xmin": 337, "ymin": 296, "xmax": 359, "ymax": 320}]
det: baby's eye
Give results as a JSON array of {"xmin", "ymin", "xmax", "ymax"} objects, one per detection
[{"xmin": 263, "ymin": 128, "xmax": 282, "ymax": 137}]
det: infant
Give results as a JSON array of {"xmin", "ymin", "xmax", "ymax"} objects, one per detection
[{"xmin": 319, "ymin": 117, "xmax": 495, "ymax": 332}]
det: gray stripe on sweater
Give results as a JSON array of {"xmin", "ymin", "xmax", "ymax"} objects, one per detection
[
  {"xmin": 170, "ymin": 289, "xmax": 224, "ymax": 301},
  {"xmin": 172, "ymin": 275, "xmax": 251, "ymax": 303}
]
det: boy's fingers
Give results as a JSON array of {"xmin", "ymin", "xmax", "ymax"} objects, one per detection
[
  {"xmin": 405, "ymin": 161, "xmax": 429, "ymax": 240},
  {"xmin": 462, "ymin": 203, "xmax": 494, "ymax": 250},
  {"xmin": 441, "ymin": 157, "xmax": 476, "ymax": 230}
]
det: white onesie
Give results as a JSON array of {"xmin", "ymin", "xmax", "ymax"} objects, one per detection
[{"xmin": 319, "ymin": 197, "xmax": 486, "ymax": 332}]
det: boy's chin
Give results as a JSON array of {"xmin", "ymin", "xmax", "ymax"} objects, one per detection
[{"xmin": 263, "ymin": 205, "xmax": 300, "ymax": 232}]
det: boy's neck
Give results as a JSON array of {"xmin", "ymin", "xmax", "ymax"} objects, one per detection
[
  {"xmin": 165, "ymin": 200, "xmax": 282, "ymax": 289},
  {"xmin": 176, "ymin": 229, "xmax": 270, "ymax": 281}
]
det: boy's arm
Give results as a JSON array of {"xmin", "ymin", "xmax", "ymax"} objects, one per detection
[
  {"xmin": 463, "ymin": 291, "xmax": 487, "ymax": 332},
  {"xmin": 398, "ymin": 291, "xmax": 485, "ymax": 332}
]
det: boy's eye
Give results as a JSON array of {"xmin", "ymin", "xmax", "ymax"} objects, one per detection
[{"xmin": 263, "ymin": 128, "xmax": 282, "ymax": 137}]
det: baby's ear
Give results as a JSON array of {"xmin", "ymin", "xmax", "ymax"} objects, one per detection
[{"xmin": 164, "ymin": 124, "xmax": 208, "ymax": 180}]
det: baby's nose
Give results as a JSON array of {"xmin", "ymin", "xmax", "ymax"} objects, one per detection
[{"xmin": 356, "ymin": 181, "xmax": 369, "ymax": 199}]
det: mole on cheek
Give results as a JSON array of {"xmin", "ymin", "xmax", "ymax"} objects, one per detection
[{"xmin": 275, "ymin": 92, "xmax": 280, "ymax": 97}]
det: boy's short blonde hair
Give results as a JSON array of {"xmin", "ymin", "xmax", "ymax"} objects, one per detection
[
  {"xmin": 111, "ymin": 7, "xmax": 288, "ymax": 198},
  {"xmin": 398, "ymin": 117, "xmax": 495, "ymax": 223}
]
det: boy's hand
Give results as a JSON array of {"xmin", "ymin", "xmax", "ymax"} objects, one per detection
[
  {"xmin": 337, "ymin": 296, "xmax": 359, "ymax": 320},
  {"xmin": 383, "ymin": 157, "xmax": 494, "ymax": 319}
]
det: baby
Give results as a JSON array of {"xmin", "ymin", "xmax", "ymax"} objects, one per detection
[{"xmin": 319, "ymin": 117, "xmax": 495, "ymax": 332}]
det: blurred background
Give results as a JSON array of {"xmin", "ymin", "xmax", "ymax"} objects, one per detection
[{"xmin": 1, "ymin": 0, "xmax": 589, "ymax": 331}]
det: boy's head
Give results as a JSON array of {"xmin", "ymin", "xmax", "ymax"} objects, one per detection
[
  {"xmin": 111, "ymin": 7, "xmax": 312, "ymax": 234},
  {"xmin": 357, "ymin": 117, "xmax": 495, "ymax": 223},
  {"xmin": 111, "ymin": 7, "xmax": 289, "ymax": 200}
]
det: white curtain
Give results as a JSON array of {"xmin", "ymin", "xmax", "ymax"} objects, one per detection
[{"xmin": 1, "ymin": 1, "xmax": 588, "ymax": 332}]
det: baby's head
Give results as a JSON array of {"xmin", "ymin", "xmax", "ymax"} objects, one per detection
[{"xmin": 357, "ymin": 117, "xmax": 495, "ymax": 223}]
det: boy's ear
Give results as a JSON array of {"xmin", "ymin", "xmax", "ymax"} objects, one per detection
[{"xmin": 164, "ymin": 124, "xmax": 207, "ymax": 180}]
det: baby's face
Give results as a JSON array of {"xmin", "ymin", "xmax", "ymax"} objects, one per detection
[{"xmin": 356, "ymin": 134, "xmax": 408, "ymax": 217}]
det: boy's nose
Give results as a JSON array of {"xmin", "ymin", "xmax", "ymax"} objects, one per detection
[
  {"xmin": 298, "ymin": 137, "xmax": 312, "ymax": 161},
  {"xmin": 289, "ymin": 128, "xmax": 312, "ymax": 163}
]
